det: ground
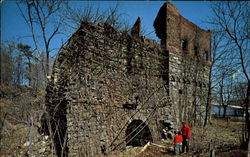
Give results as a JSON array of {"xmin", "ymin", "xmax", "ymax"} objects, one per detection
[
  {"xmin": 97, "ymin": 119, "xmax": 247, "ymax": 157},
  {"xmin": 0, "ymin": 114, "xmax": 248, "ymax": 157},
  {"xmin": 0, "ymin": 85, "xmax": 52, "ymax": 157},
  {"xmin": 0, "ymin": 85, "xmax": 247, "ymax": 156}
]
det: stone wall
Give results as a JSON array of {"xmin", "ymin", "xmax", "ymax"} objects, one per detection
[
  {"xmin": 169, "ymin": 53, "xmax": 210, "ymax": 125},
  {"xmin": 46, "ymin": 22, "xmax": 175, "ymax": 156},
  {"xmin": 154, "ymin": 2, "xmax": 211, "ymax": 125},
  {"xmin": 45, "ymin": 2, "xmax": 212, "ymax": 156}
]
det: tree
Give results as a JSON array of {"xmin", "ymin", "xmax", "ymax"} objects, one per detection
[
  {"xmin": 1, "ymin": 41, "xmax": 27, "ymax": 86},
  {"xmin": 218, "ymin": 74, "xmax": 234, "ymax": 118},
  {"xmin": 17, "ymin": 43, "xmax": 35, "ymax": 86},
  {"xmin": 203, "ymin": 30, "xmax": 237, "ymax": 126},
  {"xmin": 0, "ymin": 45, "xmax": 14, "ymax": 85},
  {"xmin": 234, "ymin": 82, "xmax": 248, "ymax": 103},
  {"xmin": 209, "ymin": 1, "xmax": 250, "ymax": 148},
  {"xmin": 61, "ymin": 3, "xmax": 132, "ymax": 34},
  {"xmin": 17, "ymin": 0, "xmax": 67, "ymax": 82}
]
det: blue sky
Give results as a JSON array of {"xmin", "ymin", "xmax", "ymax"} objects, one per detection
[{"xmin": 1, "ymin": 1, "xmax": 212, "ymax": 53}]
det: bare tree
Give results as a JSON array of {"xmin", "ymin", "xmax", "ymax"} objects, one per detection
[
  {"xmin": 209, "ymin": 1, "xmax": 250, "ymax": 148},
  {"xmin": 17, "ymin": 0, "xmax": 67, "ymax": 81},
  {"xmin": 1, "ymin": 41, "xmax": 27, "ymax": 85},
  {"xmin": 204, "ymin": 30, "xmax": 237, "ymax": 126},
  {"xmin": 234, "ymin": 82, "xmax": 248, "ymax": 103},
  {"xmin": 218, "ymin": 74, "xmax": 235, "ymax": 118},
  {"xmin": 61, "ymin": 3, "xmax": 132, "ymax": 35},
  {"xmin": 0, "ymin": 44, "xmax": 14, "ymax": 85}
]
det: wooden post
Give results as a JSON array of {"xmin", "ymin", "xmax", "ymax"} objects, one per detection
[
  {"xmin": 248, "ymin": 137, "xmax": 250, "ymax": 157},
  {"xmin": 209, "ymin": 139, "xmax": 215, "ymax": 157},
  {"xmin": 210, "ymin": 149, "xmax": 215, "ymax": 157},
  {"xmin": 28, "ymin": 116, "xmax": 34, "ymax": 157}
]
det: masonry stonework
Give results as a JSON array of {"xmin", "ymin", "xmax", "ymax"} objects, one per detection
[
  {"xmin": 45, "ymin": 2, "xmax": 211, "ymax": 157},
  {"xmin": 154, "ymin": 2, "xmax": 211, "ymax": 125}
]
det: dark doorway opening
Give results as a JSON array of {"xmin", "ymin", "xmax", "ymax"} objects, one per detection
[
  {"xmin": 181, "ymin": 39, "xmax": 188, "ymax": 52},
  {"xmin": 159, "ymin": 120, "xmax": 174, "ymax": 139},
  {"xmin": 125, "ymin": 120, "xmax": 153, "ymax": 147},
  {"xmin": 42, "ymin": 97, "xmax": 68, "ymax": 157}
]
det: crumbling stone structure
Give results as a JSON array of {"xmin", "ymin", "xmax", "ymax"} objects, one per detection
[
  {"xmin": 45, "ymin": 2, "xmax": 211, "ymax": 157},
  {"xmin": 154, "ymin": 2, "xmax": 211, "ymax": 125}
]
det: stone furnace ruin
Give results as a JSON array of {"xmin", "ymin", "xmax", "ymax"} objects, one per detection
[{"xmin": 44, "ymin": 2, "xmax": 211, "ymax": 156}]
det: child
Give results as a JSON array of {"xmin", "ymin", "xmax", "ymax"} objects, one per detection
[{"xmin": 174, "ymin": 131, "xmax": 183, "ymax": 155}]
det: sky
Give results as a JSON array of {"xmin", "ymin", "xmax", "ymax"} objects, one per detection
[
  {"xmin": 1, "ymin": 1, "xmax": 248, "ymax": 86},
  {"xmin": 1, "ymin": 1, "xmax": 212, "ymax": 54}
]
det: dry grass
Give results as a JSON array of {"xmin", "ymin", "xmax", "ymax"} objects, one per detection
[
  {"xmin": 0, "ymin": 123, "xmax": 29, "ymax": 156},
  {"xmin": 0, "ymin": 85, "xmax": 47, "ymax": 156},
  {"xmin": 0, "ymin": 85, "xmax": 247, "ymax": 156},
  {"xmin": 99, "ymin": 119, "xmax": 246, "ymax": 157}
]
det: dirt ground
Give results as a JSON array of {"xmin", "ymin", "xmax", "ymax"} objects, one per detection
[
  {"xmin": 0, "ymin": 115, "xmax": 248, "ymax": 156},
  {"xmin": 1, "ymin": 86, "xmax": 247, "ymax": 156},
  {"xmin": 98, "ymin": 119, "xmax": 247, "ymax": 157}
]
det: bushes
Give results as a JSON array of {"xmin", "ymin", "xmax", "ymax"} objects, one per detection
[{"xmin": 0, "ymin": 84, "xmax": 46, "ymax": 156}]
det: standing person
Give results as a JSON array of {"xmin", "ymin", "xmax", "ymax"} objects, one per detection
[
  {"xmin": 181, "ymin": 122, "xmax": 191, "ymax": 153},
  {"xmin": 174, "ymin": 131, "xmax": 183, "ymax": 155},
  {"xmin": 163, "ymin": 127, "xmax": 168, "ymax": 139}
]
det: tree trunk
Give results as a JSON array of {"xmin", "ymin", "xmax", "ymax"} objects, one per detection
[
  {"xmin": 28, "ymin": 58, "xmax": 31, "ymax": 86},
  {"xmin": 204, "ymin": 63, "xmax": 212, "ymax": 127},
  {"xmin": 245, "ymin": 81, "xmax": 250, "ymax": 149},
  {"xmin": 204, "ymin": 86, "xmax": 211, "ymax": 126},
  {"xmin": 46, "ymin": 49, "xmax": 49, "ymax": 77},
  {"xmin": 223, "ymin": 105, "xmax": 227, "ymax": 118},
  {"xmin": 17, "ymin": 57, "xmax": 22, "ymax": 85}
]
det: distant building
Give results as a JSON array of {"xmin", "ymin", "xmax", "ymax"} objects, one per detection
[{"xmin": 211, "ymin": 104, "xmax": 244, "ymax": 117}]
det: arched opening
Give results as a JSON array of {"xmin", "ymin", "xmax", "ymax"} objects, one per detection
[{"xmin": 125, "ymin": 120, "xmax": 153, "ymax": 147}]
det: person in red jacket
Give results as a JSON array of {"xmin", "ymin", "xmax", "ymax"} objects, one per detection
[
  {"xmin": 174, "ymin": 131, "xmax": 183, "ymax": 155},
  {"xmin": 181, "ymin": 122, "xmax": 191, "ymax": 153}
]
